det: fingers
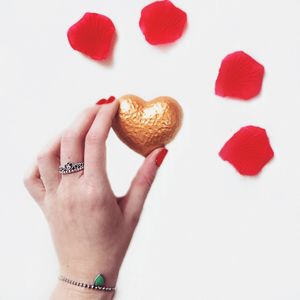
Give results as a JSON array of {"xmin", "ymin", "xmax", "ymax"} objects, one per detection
[
  {"xmin": 60, "ymin": 106, "xmax": 100, "ymax": 172},
  {"xmin": 36, "ymin": 135, "xmax": 61, "ymax": 191},
  {"xmin": 26, "ymin": 100, "xmax": 117, "ymax": 202},
  {"xmin": 24, "ymin": 163, "xmax": 45, "ymax": 203},
  {"xmin": 84, "ymin": 99, "xmax": 119, "ymax": 181},
  {"xmin": 120, "ymin": 148, "xmax": 168, "ymax": 226}
]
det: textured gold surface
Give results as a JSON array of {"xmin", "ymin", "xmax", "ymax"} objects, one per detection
[{"xmin": 112, "ymin": 95, "xmax": 183, "ymax": 156}]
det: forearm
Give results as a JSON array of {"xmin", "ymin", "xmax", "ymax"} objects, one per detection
[{"xmin": 51, "ymin": 282, "xmax": 114, "ymax": 300}]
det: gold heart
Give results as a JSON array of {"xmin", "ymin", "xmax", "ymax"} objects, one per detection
[{"xmin": 112, "ymin": 95, "xmax": 183, "ymax": 156}]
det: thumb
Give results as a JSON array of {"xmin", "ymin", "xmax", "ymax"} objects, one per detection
[{"xmin": 120, "ymin": 147, "xmax": 168, "ymax": 226}]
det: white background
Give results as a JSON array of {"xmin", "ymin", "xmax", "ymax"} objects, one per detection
[{"xmin": 1, "ymin": 0, "xmax": 300, "ymax": 299}]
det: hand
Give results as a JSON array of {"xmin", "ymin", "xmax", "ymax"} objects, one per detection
[{"xmin": 24, "ymin": 98, "xmax": 168, "ymax": 300}]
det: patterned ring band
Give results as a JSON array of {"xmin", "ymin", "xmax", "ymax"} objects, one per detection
[
  {"xmin": 59, "ymin": 162, "xmax": 84, "ymax": 175},
  {"xmin": 59, "ymin": 274, "xmax": 115, "ymax": 292}
]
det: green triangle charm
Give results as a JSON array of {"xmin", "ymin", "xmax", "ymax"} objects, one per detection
[{"xmin": 94, "ymin": 274, "xmax": 105, "ymax": 287}]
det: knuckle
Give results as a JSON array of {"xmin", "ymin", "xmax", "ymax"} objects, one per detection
[
  {"xmin": 85, "ymin": 187, "xmax": 103, "ymax": 204},
  {"xmin": 87, "ymin": 198, "xmax": 105, "ymax": 212},
  {"xmin": 57, "ymin": 189, "xmax": 77, "ymax": 211},
  {"xmin": 85, "ymin": 184, "xmax": 98, "ymax": 199},
  {"xmin": 98, "ymin": 129, "xmax": 109, "ymax": 144},
  {"xmin": 84, "ymin": 185, "xmax": 109, "ymax": 209},
  {"xmin": 82, "ymin": 106, "xmax": 96, "ymax": 118},
  {"xmin": 62, "ymin": 129, "xmax": 79, "ymax": 143},
  {"xmin": 136, "ymin": 173, "xmax": 154, "ymax": 189},
  {"xmin": 85, "ymin": 132, "xmax": 100, "ymax": 145},
  {"xmin": 144, "ymin": 175, "xmax": 154, "ymax": 188},
  {"xmin": 96, "ymin": 135, "xmax": 107, "ymax": 146},
  {"xmin": 56, "ymin": 180, "xmax": 110, "ymax": 217},
  {"xmin": 37, "ymin": 151, "xmax": 50, "ymax": 162}
]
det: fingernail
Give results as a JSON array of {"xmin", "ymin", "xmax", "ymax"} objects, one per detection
[
  {"xmin": 155, "ymin": 148, "xmax": 168, "ymax": 167},
  {"xmin": 96, "ymin": 98, "xmax": 107, "ymax": 105},
  {"xmin": 96, "ymin": 96, "xmax": 116, "ymax": 105},
  {"xmin": 106, "ymin": 96, "xmax": 116, "ymax": 103}
]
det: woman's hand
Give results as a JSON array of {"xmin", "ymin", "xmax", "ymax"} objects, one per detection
[{"xmin": 24, "ymin": 98, "xmax": 168, "ymax": 300}]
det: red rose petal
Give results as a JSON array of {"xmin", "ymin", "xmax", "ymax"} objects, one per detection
[
  {"xmin": 68, "ymin": 13, "xmax": 116, "ymax": 61},
  {"xmin": 139, "ymin": 0, "xmax": 187, "ymax": 45},
  {"xmin": 219, "ymin": 126, "xmax": 274, "ymax": 176},
  {"xmin": 215, "ymin": 51, "xmax": 265, "ymax": 100}
]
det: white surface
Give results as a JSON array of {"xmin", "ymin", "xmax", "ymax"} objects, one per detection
[{"xmin": 1, "ymin": 0, "xmax": 300, "ymax": 299}]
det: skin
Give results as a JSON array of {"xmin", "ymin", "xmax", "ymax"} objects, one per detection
[{"xmin": 24, "ymin": 99, "xmax": 168, "ymax": 300}]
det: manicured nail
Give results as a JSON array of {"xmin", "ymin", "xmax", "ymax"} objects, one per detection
[
  {"xmin": 106, "ymin": 96, "xmax": 116, "ymax": 103},
  {"xmin": 96, "ymin": 98, "xmax": 107, "ymax": 105},
  {"xmin": 96, "ymin": 96, "xmax": 116, "ymax": 105},
  {"xmin": 155, "ymin": 148, "xmax": 168, "ymax": 167}
]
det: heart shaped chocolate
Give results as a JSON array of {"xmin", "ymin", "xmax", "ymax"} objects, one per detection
[{"xmin": 112, "ymin": 95, "xmax": 183, "ymax": 156}]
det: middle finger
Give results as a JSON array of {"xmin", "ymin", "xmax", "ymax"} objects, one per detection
[{"xmin": 60, "ymin": 106, "xmax": 100, "ymax": 176}]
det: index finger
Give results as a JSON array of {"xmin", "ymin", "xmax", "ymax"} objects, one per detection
[{"xmin": 84, "ymin": 99, "xmax": 119, "ymax": 181}]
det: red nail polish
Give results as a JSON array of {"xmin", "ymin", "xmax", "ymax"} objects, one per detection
[
  {"xmin": 96, "ymin": 98, "xmax": 107, "ymax": 105},
  {"xmin": 96, "ymin": 96, "xmax": 115, "ymax": 105},
  {"xmin": 106, "ymin": 96, "xmax": 116, "ymax": 103},
  {"xmin": 155, "ymin": 148, "xmax": 168, "ymax": 167}
]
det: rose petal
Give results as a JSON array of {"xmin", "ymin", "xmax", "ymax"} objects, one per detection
[
  {"xmin": 215, "ymin": 51, "xmax": 265, "ymax": 100},
  {"xmin": 67, "ymin": 12, "xmax": 116, "ymax": 61},
  {"xmin": 219, "ymin": 126, "xmax": 274, "ymax": 176},
  {"xmin": 139, "ymin": 0, "xmax": 187, "ymax": 45}
]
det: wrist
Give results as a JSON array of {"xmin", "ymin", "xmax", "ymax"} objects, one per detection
[
  {"xmin": 59, "ymin": 259, "xmax": 121, "ymax": 287},
  {"xmin": 54, "ymin": 261, "xmax": 120, "ymax": 300},
  {"xmin": 52, "ymin": 281, "xmax": 114, "ymax": 300}
]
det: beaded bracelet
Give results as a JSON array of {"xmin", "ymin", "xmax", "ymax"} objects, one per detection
[{"xmin": 59, "ymin": 273, "xmax": 116, "ymax": 292}]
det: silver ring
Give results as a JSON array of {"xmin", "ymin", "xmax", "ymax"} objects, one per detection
[{"xmin": 59, "ymin": 162, "xmax": 84, "ymax": 175}]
